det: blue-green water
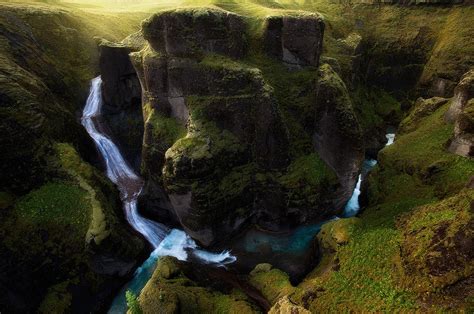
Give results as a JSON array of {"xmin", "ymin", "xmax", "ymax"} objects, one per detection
[{"xmin": 108, "ymin": 251, "xmax": 159, "ymax": 314}]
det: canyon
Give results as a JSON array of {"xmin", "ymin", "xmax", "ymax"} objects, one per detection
[{"xmin": 0, "ymin": 0, "xmax": 473, "ymax": 313}]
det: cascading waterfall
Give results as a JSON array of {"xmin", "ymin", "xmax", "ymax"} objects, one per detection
[
  {"xmin": 81, "ymin": 77, "xmax": 236, "ymax": 313},
  {"xmin": 343, "ymin": 131, "xmax": 396, "ymax": 217}
]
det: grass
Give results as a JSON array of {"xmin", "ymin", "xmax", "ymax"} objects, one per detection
[{"xmin": 294, "ymin": 99, "xmax": 473, "ymax": 311}]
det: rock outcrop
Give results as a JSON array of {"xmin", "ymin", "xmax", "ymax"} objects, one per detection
[
  {"xmin": 138, "ymin": 256, "xmax": 260, "ymax": 313},
  {"xmin": 445, "ymin": 69, "xmax": 474, "ymax": 123},
  {"xmin": 313, "ymin": 64, "xmax": 364, "ymax": 209},
  {"xmin": 131, "ymin": 8, "xmax": 292, "ymax": 246},
  {"xmin": 98, "ymin": 39, "xmax": 143, "ymax": 170},
  {"xmin": 445, "ymin": 70, "xmax": 474, "ymax": 157},
  {"xmin": 142, "ymin": 8, "xmax": 246, "ymax": 58},
  {"xmin": 264, "ymin": 13, "xmax": 324, "ymax": 67},
  {"xmin": 126, "ymin": 8, "xmax": 365, "ymax": 247}
]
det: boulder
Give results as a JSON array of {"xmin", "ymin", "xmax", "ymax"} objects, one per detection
[{"xmin": 264, "ymin": 13, "xmax": 324, "ymax": 67}]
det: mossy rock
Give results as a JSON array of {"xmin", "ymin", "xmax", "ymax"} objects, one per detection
[
  {"xmin": 138, "ymin": 256, "xmax": 259, "ymax": 313},
  {"xmin": 268, "ymin": 296, "xmax": 311, "ymax": 314},
  {"xmin": 397, "ymin": 189, "xmax": 474, "ymax": 293},
  {"xmin": 318, "ymin": 217, "xmax": 361, "ymax": 251},
  {"xmin": 249, "ymin": 266, "xmax": 296, "ymax": 305},
  {"xmin": 142, "ymin": 7, "xmax": 246, "ymax": 58},
  {"xmin": 399, "ymin": 97, "xmax": 449, "ymax": 134}
]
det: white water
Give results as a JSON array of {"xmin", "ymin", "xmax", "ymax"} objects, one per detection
[
  {"xmin": 343, "ymin": 131, "xmax": 396, "ymax": 216},
  {"xmin": 81, "ymin": 77, "xmax": 236, "ymax": 313},
  {"xmin": 385, "ymin": 133, "xmax": 395, "ymax": 146}
]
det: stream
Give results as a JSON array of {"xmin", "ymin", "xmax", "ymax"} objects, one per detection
[
  {"xmin": 82, "ymin": 77, "xmax": 396, "ymax": 313},
  {"xmin": 81, "ymin": 77, "xmax": 236, "ymax": 313}
]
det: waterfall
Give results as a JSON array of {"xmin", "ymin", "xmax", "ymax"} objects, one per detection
[
  {"xmin": 81, "ymin": 76, "xmax": 236, "ymax": 265},
  {"xmin": 82, "ymin": 77, "xmax": 236, "ymax": 313}
]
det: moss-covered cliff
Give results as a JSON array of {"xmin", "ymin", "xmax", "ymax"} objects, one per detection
[
  {"xmin": 0, "ymin": 2, "xmax": 151, "ymax": 312},
  {"xmin": 1, "ymin": 0, "xmax": 473, "ymax": 313}
]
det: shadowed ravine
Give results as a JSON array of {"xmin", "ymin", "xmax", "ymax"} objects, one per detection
[
  {"xmin": 81, "ymin": 77, "xmax": 237, "ymax": 313},
  {"xmin": 82, "ymin": 77, "xmax": 397, "ymax": 312}
]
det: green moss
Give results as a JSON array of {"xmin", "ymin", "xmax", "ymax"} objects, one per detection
[
  {"xmin": 139, "ymin": 257, "xmax": 258, "ymax": 313},
  {"xmin": 126, "ymin": 290, "xmax": 143, "ymax": 314},
  {"xmin": 15, "ymin": 182, "xmax": 90, "ymax": 233},
  {"xmin": 397, "ymin": 189, "xmax": 474, "ymax": 293},
  {"xmin": 249, "ymin": 267, "xmax": 296, "ymax": 305},
  {"xmin": 278, "ymin": 153, "xmax": 337, "ymax": 209},
  {"xmin": 379, "ymin": 103, "xmax": 474, "ymax": 197},
  {"xmin": 351, "ymin": 85, "xmax": 402, "ymax": 134},
  {"xmin": 219, "ymin": 163, "xmax": 255, "ymax": 198},
  {"xmin": 146, "ymin": 105, "xmax": 187, "ymax": 150},
  {"xmin": 280, "ymin": 154, "xmax": 336, "ymax": 188}
]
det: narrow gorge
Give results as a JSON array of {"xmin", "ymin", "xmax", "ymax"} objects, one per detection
[{"xmin": 0, "ymin": 0, "xmax": 473, "ymax": 313}]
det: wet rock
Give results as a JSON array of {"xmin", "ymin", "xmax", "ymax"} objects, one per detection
[{"xmin": 264, "ymin": 13, "xmax": 324, "ymax": 67}]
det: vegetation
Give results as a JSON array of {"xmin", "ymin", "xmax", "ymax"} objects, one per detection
[
  {"xmin": 139, "ymin": 257, "xmax": 259, "ymax": 313},
  {"xmin": 1, "ymin": 0, "xmax": 473, "ymax": 313},
  {"xmin": 126, "ymin": 290, "xmax": 143, "ymax": 314}
]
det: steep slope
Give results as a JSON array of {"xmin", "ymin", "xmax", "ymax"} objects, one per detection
[{"xmin": 0, "ymin": 2, "xmax": 152, "ymax": 312}]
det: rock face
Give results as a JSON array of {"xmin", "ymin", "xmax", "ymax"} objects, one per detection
[
  {"xmin": 313, "ymin": 64, "xmax": 364, "ymax": 209},
  {"xmin": 132, "ymin": 8, "xmax": 291, "ymax": 246},
  {"xmin": 445, "ymin": 70, "xmax": 474, "ymax": 157},
  {"xmin": 264, "ymin": 13, "xmax": 324, "ymax": 67},
  {"xmin": 99, "ymin": 39, "xmax": 143, "ymax": 170},
  {"xmin": 445, "ymin": 69, "xmax": 474, "ymax": 123},
  {"xmin": 128, "ymin": 8, "xmax": 363, "ymax": 247},
  {"xmin": 142, "ymin": 8, "xmax": 246, "ymax": 58}
]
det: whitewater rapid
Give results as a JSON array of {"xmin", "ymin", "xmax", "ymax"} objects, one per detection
[{"xmin": 82, "ymin": 76, "xmax": 236, "ymax": 264}]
